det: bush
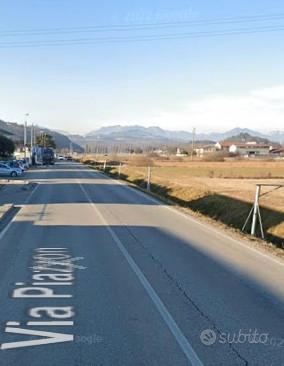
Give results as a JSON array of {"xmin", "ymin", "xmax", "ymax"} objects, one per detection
[{"xmin": 202, "ymin": 152, "xmax": 226, "ymax": 162}]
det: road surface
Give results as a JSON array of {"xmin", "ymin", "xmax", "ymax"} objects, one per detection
[{"xmin": 0, "ymin": 162, "xmax": 283, "ymax": 366}]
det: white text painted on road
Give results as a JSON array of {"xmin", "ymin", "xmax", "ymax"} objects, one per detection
[{"xmin": 0, "ymin": 247, "xmax": 83, "ymax": 350}]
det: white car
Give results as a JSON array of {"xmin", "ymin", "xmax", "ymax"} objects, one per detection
[
  {"xmin": 57, "ymin": 156, "xmax": 65, "ymax": 161},
  {"xmin": 0, "ymin": 163, "xmax": 22, "ymax": 177}
]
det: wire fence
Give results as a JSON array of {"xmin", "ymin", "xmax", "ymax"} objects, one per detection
[{"xmin": 79, "ymin": 158, "xmax": 284, "ymax": 247}]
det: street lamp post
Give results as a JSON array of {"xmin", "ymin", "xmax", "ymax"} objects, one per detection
[
  {"xmin": 33, "ymin": 124, "xmax": 36, "ymax": 145},
  {"xmin": 30, "ymin": 124, "xmax": 34, "ymax": 150},
  {"xmin": 24, "ymin": 113, "xmax": 29, "ymax": 158}
]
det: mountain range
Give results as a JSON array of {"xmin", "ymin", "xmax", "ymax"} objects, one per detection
[
  {"xmin": 1, "ymin": 118, "xmax": 283, "ymax": 150},
  {"xmin": 0, "ymin": 119, "xmax": 83, "ymax": 152},
  {"xmin": 80, "ymin": 125, "xmax": 284, "ymax": 144}
]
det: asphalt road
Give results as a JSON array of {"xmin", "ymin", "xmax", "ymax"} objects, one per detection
[{"xmin": 0, "ymin": 162, "xmax": 283, "ymax": 366}]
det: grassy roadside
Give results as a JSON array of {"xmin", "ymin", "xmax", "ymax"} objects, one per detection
[{"xmin": 79, "ymin": 158, "xmax": 284, "ymax": 251}]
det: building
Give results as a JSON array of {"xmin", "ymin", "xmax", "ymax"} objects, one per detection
[
  {"xmin": 270, "ymin": 147, "xmax": 284, "ymax": 157},
  {"xmin": 153, "ymin": 148, "xmax": 168, "ymax": 157},
  {"xmin": 194, "ymin": 144, "xmax": 217, "ymax": 157},
  {"xmin": 176, "ymin": 148, "xmax": 188, "ymax": 157},
  {"xmin": 216, "ymin": 141, "xmax": 272, "ymax": 157}
]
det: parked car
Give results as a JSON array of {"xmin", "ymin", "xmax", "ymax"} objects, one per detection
[
  {"xmin": 0, "ymin": 163, "xmax": 22, "ymax": 177},
  {"xmin": 6, "ymin": 160, "xmax": 25, "ymax": 172},
  {"xmin": 18, "ymin": 159, "xmax": 29, "ymax": 169},
  {"xmin": 57, "ymin": 156, "xmax": 65, "ymax": 161}
]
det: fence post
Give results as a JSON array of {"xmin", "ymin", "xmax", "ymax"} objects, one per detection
[
  {"xmin": 118, "ymin": 162, "xmax": 122, "ymax": 178},
  {"xmin": 251, "ymin": 184, "xmax": 261, "ymax": 236},
  {"xmin": 147, "ymin": 166, "xmax": 151, "ymax": 192}
]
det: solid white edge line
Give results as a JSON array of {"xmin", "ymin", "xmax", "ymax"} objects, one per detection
[
  {"xmin": 77, "ymin": 180, "xmax": 204, "ymax": 366},
  {"xmin": 0, "ymin": 183, "xmax": 40, "ymax": 242},
  {"xmin": 23, "ymin": 183, "xmax": 40, "ymax": 204},
  {"xmin": 88, "ymin": 167, "xmax": 284, "ymax": 268}
]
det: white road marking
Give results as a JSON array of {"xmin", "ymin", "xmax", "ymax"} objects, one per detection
[
  {"xmin": 0, "ymin": 217, "xmax": 15, "ymax": 242},
  {"xmin": 1, "ymin": 327, "xmax": 73, "ymax": 350},
  {"xmin": 23, "ymin": 183, "xmax": 40, "ymax": 204},
  {"xmin": 27, "ymin": 321, "xmax": 74, "ymax": 326},
  {"xmin": 0, "ymin": 184, "xmax": 40, "ymax": 242},
  {"xmin": 90, "ymin": 167, "xmax": 284, "ymax": 268},
  {"xmin": 78, "ymin": 179, "xmax": 204, "ymax": 366}
]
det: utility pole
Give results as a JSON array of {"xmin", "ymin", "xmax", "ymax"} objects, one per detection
[
  {"xmin": 147, "ymin": 166, "xmax": 152, "ymax": 192},
  {"xmin": 251, "ymin": 185, "xmax": 261, "ymax": 236},
  {"xmin": 24, "ymin": 121, "xmax": 27, "ymax": 147},
  {"xmin": 191, "ymin": 127, "xmax": 196, "ymax": 161},
  {"xmin": 33, "ymin": 124, "xmax": 36, "ymax": 145},
  {"xmin": 24, "ymin": 113, "xmax": 29, "ymax": 146},
  {"xmin": 24, "ymin": 113, "xmax": 29, "ymax": 157},
  {"xmin": 30, "ymin": 124, "xmax": 34, "ymax": 150},
  {"xmin": 42, "ymin": 133, "xmax": 46, "ymax": 148},
  {"xmin": 118, "ymin": 162, "xmax": 122, "ymax": 178}
]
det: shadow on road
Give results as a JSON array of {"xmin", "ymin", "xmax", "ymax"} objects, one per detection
[
  {"xmin": 0, "ymin": 220, "xmax": 283, "ymax": 366},
  {"xmin": 105, "ymin": 167, "xmax": 284, "ymax": 246}
]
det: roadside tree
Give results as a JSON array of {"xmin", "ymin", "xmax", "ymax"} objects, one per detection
[{"xmin": 0, "ymin": 135, "xmax": 15, "ymax": 157}]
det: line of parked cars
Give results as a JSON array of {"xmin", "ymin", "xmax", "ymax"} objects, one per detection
[
  {"xmin": 0, "ymin": 159, "xmax": 30, "ymax": 177},
  {"xmin": 57, "ymin": 155, "xmax": 73, "ymax": 161}
]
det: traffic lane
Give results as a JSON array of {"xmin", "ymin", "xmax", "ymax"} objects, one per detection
[
  {"xmin": 0, "ymin": 170, "xmax": 192, "ymax": 366},
  {"xmin": 92, "ymin": 198, "xmax": 284, "ymax": 304},
  {"xmin": 15, "ymin": 164, "xmax": 242, "ymax": 365},
  {"xmin": 24, "ymin": 163, "xmax": 148, "ymax": 205},
  {"xmin": 0, "ymin": 226, "xmax": 192, "ymax": 366},
  {"xmin": 76, "ymin": 179, "xmax": 243, "ymax": 366},
  {"xmin": 0, "ymin": 163, "xmax": 54, "ymax": 206},
  {"xmin": 0, "ymin": 164, "xmax": 240, "ymax": 364},
  {"xmin": 0, "ymin": 183, "xmax": 35, "ymax": 206},
  {"xmin": 78, "ymin": 168, "xmax": 284, "ymax": 366},
  {"xmin": 81, "ymin": 167, "xmax": 284, "ymax": 303},
  {"xmin": 25, "ymin": 163, "xmax": 94, "ymax": 181},
  {"xmin": 103, "ymin": 224, "xmax": 284, "ymax": 366},
  {"xmin": 19, "ymin": 163, "xmax": 282, "ymax": 365},
  {"xmin": 0, "ymin": 164, "xmax": 280, "ymax": 364}
]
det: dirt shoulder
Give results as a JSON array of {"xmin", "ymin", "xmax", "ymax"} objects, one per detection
[
  {"xmin": 84, "ymin": 161, "xmax": 284, "ymax": 260},
  {"xmin": 125, "ymin": 178, "xmax": 284, "ymax": 262}
]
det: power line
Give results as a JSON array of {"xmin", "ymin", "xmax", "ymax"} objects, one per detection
[
  {"xmin": 0, "ymin": 13, "xmax": 284, "ymax": 37},
  {"xmin": 0, "ymin": 24, "xmax": 283, "ymax": 48}
]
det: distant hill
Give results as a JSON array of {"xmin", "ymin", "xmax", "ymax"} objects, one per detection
[
  {"xmin": 223, "ymin": 132, "xmax": 277, "ymax": 145},
  {"xmin": 0, "ymin": 119, "xmax": 84, "ymax": 152},
  {"xmin": 195, "ymin": 128, "xmax": 272, "ymax": 142},
  {"xmin": 83, "ymin": 125, "xmax": 284, "ymax": 144},
  {"xmin": 86, "ymin": 125, "xmax": 194, "ymax": 141},
  {"xmin": 3, "ymin": 120, "xmax": 281, "ymax": 150}
]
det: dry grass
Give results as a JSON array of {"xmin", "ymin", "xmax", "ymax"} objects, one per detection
[
  {"xmin": 150, "ymin": 161, "xmax": 284, "ymax": 179},
  {"xmin": 78, "ymin": 155, "xmax": 284, "ymax": 246},
  {"xmin": 101, "ymin": 160, "xmax": 284, "ymax": 246}
]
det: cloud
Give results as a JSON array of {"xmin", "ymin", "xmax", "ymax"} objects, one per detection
[
  {"xmin": 251, "ymin": 85, "xmax": 284, "ymax": 101},
  {"xmin": 142, "ymin": 85, "xmax": 284, "ymax": 132}
]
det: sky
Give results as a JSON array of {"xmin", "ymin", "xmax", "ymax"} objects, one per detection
[{"xmin": 0, "ymin": 0, "xmax": 284, "ymax": 134}]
